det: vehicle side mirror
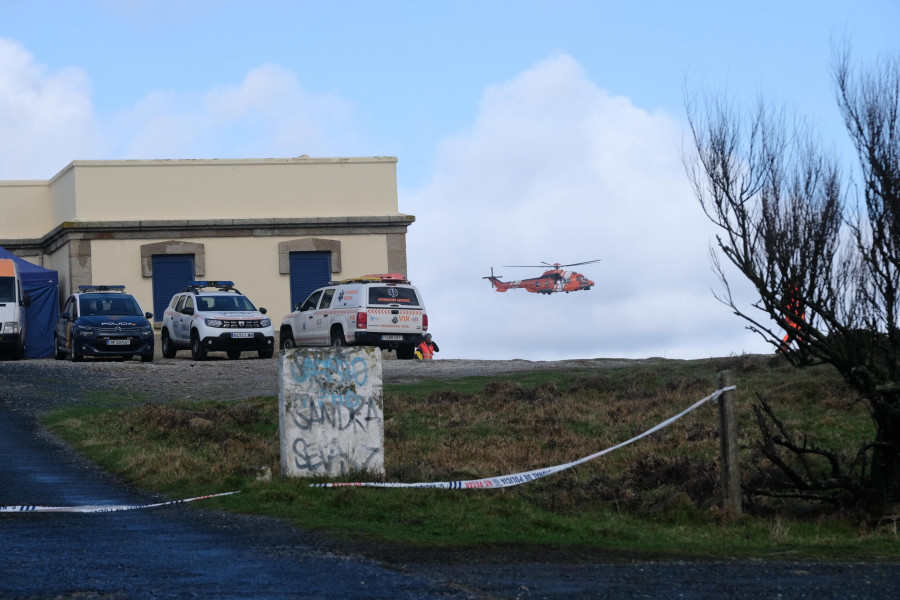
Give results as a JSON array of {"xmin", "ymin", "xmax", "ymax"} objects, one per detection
[
  {"xmin": 182, "ymin": 307, "xmax": 194, "ymax": 316},
  {"xmin": 22, "ymin": 294, "xmax": 31, "ymax": 307},
  {"xmin": 145, "ymin": 312, "xmax": 153, "ymax": 320},
  {"xmin": 259, "ymin": 307, "xmax": 267, "ymax": 315}
]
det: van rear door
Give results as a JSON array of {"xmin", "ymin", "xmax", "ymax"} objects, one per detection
[{"xmin": 365, "ymin": 285, "xmax": 424, "ymax": 338}]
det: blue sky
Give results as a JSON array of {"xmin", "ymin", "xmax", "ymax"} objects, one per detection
[{"xmin": 2, "ymin": 1, "xmax": 898, "ymax": 360}]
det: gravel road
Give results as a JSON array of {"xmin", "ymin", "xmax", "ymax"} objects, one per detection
[{"xmin": 1, "ymin": 339, "xmax": 651, "ymax": 415}]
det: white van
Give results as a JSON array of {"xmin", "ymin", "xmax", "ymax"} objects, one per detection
[
  {"xmin": 279, "ymin": 273, "xmax": 427, "ymax": 359},
  {"xmin": 0, "ymin": 258, "xmax": 31, "ymax": 359}
]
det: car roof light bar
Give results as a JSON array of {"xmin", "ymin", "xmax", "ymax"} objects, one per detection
[
  {"xmin": 185, "ymin": 280, "xmax": 239, "ymax": 292},
  {"xmin": 78, "ymin": 285, "xmax": 127, "ymax": 292},
  {"xmin": 329, "ymin": 273, "xmax": 410, "ymax": 285}
]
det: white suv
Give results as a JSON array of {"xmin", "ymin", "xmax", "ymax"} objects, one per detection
[
  {"xmin": 280, "ymin": 273, "xmax": 427, "ymax": 359},
  {"xmin": 161, "ymin": 281, "xmax": 275, "ymax": 360}
]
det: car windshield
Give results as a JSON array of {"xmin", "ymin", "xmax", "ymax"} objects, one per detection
[
  {"xmin": 197, "ymin": 294, "xmax": 257, "ymax": 312},
  {"xmin": 79, "ymin": 294, "xmax": 142, "ymax": 316},
  {"xmin": 367, "ymin": 286, "xmax": 420, "ymax": 306},
  {"xmin": 0, "ymin": 277, "xmax": 14, "ymax": 302}
]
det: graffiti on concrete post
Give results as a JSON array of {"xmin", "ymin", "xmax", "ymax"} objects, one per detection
[{"xmin": 279, "ymin": 346, "xmax": 384, "ymax": 478}]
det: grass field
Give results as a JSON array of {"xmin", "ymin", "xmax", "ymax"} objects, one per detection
[{"xmin": 42, "ymin": 354, "xmax": 900, "ymax": 561}]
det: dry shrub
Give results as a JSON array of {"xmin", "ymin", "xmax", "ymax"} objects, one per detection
[
  {"xmin": 629, "ymin": 454, "xmax": 718, "ymax": 503},
  {"xmin": 207, "ymin": 374, "xmax": 737, "ymax": 518},
  {"xmin": 136, "ymin": 403, "xmax": 189, "ymax": 430},
  {"xmin": 385, "ymin": 374, "xmax": 722, "ymax": 515},
  {"xmin": 704, "ymin": 353, "xmax": 774, "ymax": 374},
  {"xmin": 481, "ymin": 381, "xmax": 560, "ymax": 404},
  {"xmin": 682, "ymin": 422, "xmax": 718, "ymax": 443},
  {"xmin": 568, "ymin": 374, "xmax": 612, "ymax": 395},
  {"xmin": 121, "ymin": 399, "xmax": 280, "ymax": 483},
  {"xmin": 227, "ymin": 402, "xmax": 268, "ymax": 426},
  {"xmin": 425, "ymin": 390, "xmax": 464, "ymax": 404},
  {"xmin": 578, "ymin": 453, "xmax": 718, "ymax": 513}
]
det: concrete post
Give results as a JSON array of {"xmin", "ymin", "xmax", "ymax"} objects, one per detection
[{"xmin": 279, "ymin": 346, "xmax": 384, "ymax": 478}]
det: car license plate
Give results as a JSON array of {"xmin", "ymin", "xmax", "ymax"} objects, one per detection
[
  {"xmin": 232, "ymin": 332, "xmax": 253, "ymax": 339},
  {"xmin": 381, "ymin": 335, "xmax": 402, "ymax": 341},
  {"xmin": 106, "ymin": 339, "xmax": 129, "ymax": 346}
]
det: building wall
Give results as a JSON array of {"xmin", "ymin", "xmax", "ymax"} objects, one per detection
[
  {"xmin": 60, "ymin": 157, "xmax": 398, "ymax": 221},
  {"xmin": 89, "ymin": 234, "xmax": 396, "ymax": 319},
  {"xmin": 0, "ymin": 181, "xmax": 54, "ymax": 239},
  {"xmin": 48, "ymin": 167, "xmax": 78, "ymax": 226},
  {"xmin": 45, "ymin": 246, "xmax": 70, "ymax": 292},
  {"xmin": 0, "ymin": 156, "xmax": 413, "ymax": 316}
]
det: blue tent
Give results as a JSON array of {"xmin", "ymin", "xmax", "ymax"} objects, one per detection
[{"xmin": 0, "ymin": 247, "xmax": 59, "ymax": 358}]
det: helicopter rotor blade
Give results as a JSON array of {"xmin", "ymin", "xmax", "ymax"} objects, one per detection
[
  {"xmin": 555, "ymin": 259, "xmax": 602, "ymax": 268},
  {"xmin": 503, "ymin": 264, "xmax": 551, "ymax": 268},
  {"xmin": 504, "ymin": 259, "xmax": 601, "ymax": 269}
]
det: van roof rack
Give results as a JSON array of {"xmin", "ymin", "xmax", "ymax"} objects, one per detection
[
  {"xmin": 183, "ymin": 280, "xmax": 240, "ymax": 293},
  {"xmin": 329, "ymin": 273, "xmax": 410, "ymax": 285},
  {"xmin": 78, "ymin": 285, "xmax": 127, "ymax": 293}
]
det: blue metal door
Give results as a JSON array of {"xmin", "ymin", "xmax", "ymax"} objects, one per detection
[
  {"xmin": 289, "ymin": 251, "xmax": 331, "ymax": 311},
  {"xmin": 151, "ymin": 254, "xmax": 194, "ymax": 322}
]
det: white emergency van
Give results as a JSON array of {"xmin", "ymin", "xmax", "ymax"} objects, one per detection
[
  {"xmin": 0, "ymin": 258, "xmax": 31, "ymax": 359},
  {"xmin": 279, "ymin": 273, "xmax": 427, "ymax": 359}
]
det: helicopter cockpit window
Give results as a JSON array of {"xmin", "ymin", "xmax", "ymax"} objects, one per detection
[{"xmin": 368, "ymin": 286, "xmax": 419, "ymax": 306}]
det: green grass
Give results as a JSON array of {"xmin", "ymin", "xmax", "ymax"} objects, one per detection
[{"xmin": 41, "ymin": 354, "xmax": 900, "ymax": 561}]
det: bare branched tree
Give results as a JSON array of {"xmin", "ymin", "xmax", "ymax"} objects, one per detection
[{"xmin": 685, "ymin": 47, "xmax": 900, "ymax": 508}]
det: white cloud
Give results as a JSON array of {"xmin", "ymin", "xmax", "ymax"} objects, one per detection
[
  {"xmin": 114, "ymin": 63, "xmax": 356, "ymax": 159},
  {"xmin": 0, "ymin": 38, "xmax": 103, "ymax": 178},
  {"xmin": 0, "ymin": 42, "xmax": 360, "ymax": 171},
  {"xmin": 404, "ymin": 53, "xmax": 771, "ymax": 360}
]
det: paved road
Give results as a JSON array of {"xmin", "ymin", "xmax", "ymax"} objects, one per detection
[{"xmin": 0, "ymin": 407, "xmax": 474, "ymax": 599}]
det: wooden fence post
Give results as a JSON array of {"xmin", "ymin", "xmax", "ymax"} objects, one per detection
[{"xmin": 717, "ymin": 370, "xmax": 742, "ymax": 514}]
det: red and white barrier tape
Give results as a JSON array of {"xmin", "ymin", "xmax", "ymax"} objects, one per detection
[
  {"xmin": 312, "ymin": 385, "xmax": 736, "ymax": 490},
  {"xmin": 0, "ymin": 491, "xmax": 239, "ymax": 514}
]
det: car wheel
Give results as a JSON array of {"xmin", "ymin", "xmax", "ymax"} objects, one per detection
[
  {"xmin": 227, "ymin": 350, "xmax": 241, "ymax": 360},
  {"xmin": 280, "ymin": 334, "xmax": 296, "ymax": 350},
  {"xmin": 71, "ymin": 346, "xmax": 83, "ymax": 363},
  {"xmin": 191, "ymin": 332, "xmax": 207, "ymax": 361},
  {"xmin": 161, "ymin": 329, "xmax": 177, "ymax": 359},
  {"xmin": 54, "ymin": 335, "xmax": 65, "ymax": 360},
  {"xmin": 396, "ymin": 344, "xmax": 415, "ymax": 360},
  {"xmin": 141, "ymin": 353, "xmax": 153, "ymax": 363},
  {"xmin": 331, "ymin": 329, "xmax": 346, "ymax": 348},
  {"xmin": 258, "ymin": 349, "xmax": 274, "ymax": 359}
]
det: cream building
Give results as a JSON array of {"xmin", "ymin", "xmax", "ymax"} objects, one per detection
[{"xmin": 0, "ymin": 156, "xmax": 414, "ymax": 322}]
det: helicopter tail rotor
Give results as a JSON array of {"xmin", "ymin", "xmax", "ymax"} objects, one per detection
[
  {"xmin": 482, "ymin": 267, "xmax": 504, "ymax": 281},
  {"xmin": 483, "ymin": 267, "xmax": 511, "ymax": 291}
]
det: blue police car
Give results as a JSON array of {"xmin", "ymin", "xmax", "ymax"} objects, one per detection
[{"xmin": 54, "ymin": 285, "xmax": 154, "ymax": 362}]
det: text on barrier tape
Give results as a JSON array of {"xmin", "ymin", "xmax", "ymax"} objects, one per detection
[
  {"xmin": 312, "ymin": 385, "xmax": 736, "ymax": 490},
  {"xmin": 0, "ymin": 491, "xmax": 239, "ymax": 514}
]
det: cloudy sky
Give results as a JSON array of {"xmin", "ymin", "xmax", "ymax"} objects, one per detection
[{"xmin": 2, "ymin": 1, "xmax": 898, "ymax": 360}]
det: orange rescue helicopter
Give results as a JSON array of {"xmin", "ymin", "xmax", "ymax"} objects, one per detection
[{"xmin": 483, "ymin": 260, "xmax": 600, "ymax": 294}]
